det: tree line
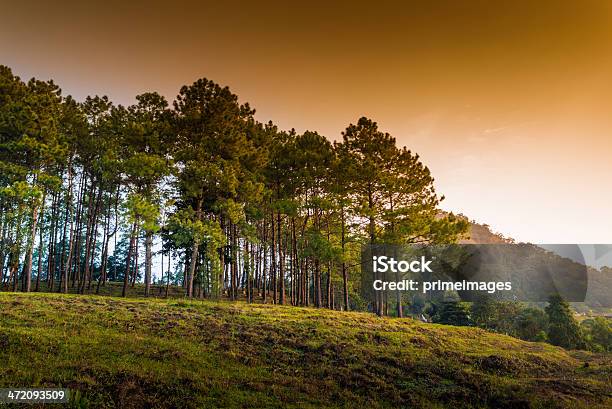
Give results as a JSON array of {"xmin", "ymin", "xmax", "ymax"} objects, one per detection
[
  {"xmin": 430, "ymin": 294, "xmax": 611, "ymax": 352},
  {"xmin": 0, "ymin": 65, "xmax": 468, "ymax": 315}
]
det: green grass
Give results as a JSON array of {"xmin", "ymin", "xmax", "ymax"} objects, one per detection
[
  {"xmin": 30, "ymin": 281, "xmax": 187, "ymax": 298},
  {"xmin": 0, "ymin": 293, "xmax": 610, "ymax": 408}
]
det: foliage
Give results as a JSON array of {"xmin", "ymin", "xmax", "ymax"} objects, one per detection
[
  {"xmin": 433, "ymin": 300, "xmax": 472, "ymax": 326},
  {"xmin": 581, "ymin": 317, "xmax": 612, "ymax": 352},
  {"xmin": 0, "ymin": 64, "xmax": 467, "ymax": 312},
  {"xmin": 513, "ymin": 307, "xmax": 549, "ymax": 342},
  {"xmin": 545, "ymin": 294, "xmax": 584, "ymax": 349}
]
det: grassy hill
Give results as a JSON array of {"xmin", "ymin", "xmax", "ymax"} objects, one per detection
[{"xmin": 0, "ymin": 293, "xmax": 610, "ymax": 408}]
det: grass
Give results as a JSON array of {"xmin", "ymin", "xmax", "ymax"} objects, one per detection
[
  {"xmin": 29, "ymin": 281, "xmax": 187, "ymax": 298},
  {"xmin": 0, "ymin": 293, "xmax": 610, "ymax": 408}
]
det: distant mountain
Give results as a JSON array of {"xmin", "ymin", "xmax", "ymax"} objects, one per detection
[{"xmin": 454, "ymin": 215, "xmax": 611, "ymax": 310}]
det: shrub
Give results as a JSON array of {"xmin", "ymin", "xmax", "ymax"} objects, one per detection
[
  {"xmin": 513, "ymin": 307, "xmax": 548, "ymax": 342},
  {"xmin": 581, "ymin": 317, "xmax": 612, "ymax": 352}
]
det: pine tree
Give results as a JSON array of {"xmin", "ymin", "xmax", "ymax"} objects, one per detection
[
  {"xmin": 122, "ymin": 92, "xmax": 173, "ymax": 296},
  {"xmin": 434, "ymin": 300, "xmax": 472, "ymax": 326},
  {"xmin": 173, "ymin": 78, "xmax": 258, "ymax": 298},
  {"xmin": 545, "ymin": 294, "xmax": 583, "ymax": 349},
  {"xmin": 338, "ymin": 117, "xmax": 467, "ymax": 315}
]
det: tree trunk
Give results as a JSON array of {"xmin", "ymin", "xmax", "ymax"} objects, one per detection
[
  {"xmin": 231, "ymin": 224, "xmax": 238, "ymax": 300},
  {"xmin": 315, "ymin": 259, "xmax": 322, "ymax": 307},
  {"xmin": 122, "ymin": 222, "xmax": 136, "ymax": 297},
  {"xmin": 165, "ymin": 250, "xmax": 171, "ymax": 297},
  {"xmin": 23, "ymin": 203, "xmax": 39, "ymax": 292},
  {"xmin": 270, "ymin": 210, "xmax": 277, "ymax": 304},
  {"xmin": 187, "ymin": 197, "xmax": 203, "ymax": 298},
  {"xmin": 368, "ymin": 188, "xmax": 382, "ymax": 316},
  {"xmin": 144, "ymin": 229, "xmax": 153, "ymax": 297},
  {"xmin": 341, "ymin": 206, "xmax": 349, "ymax": 311},
  {"xmin": 63, "ymin": 217, "xmax": 74, "ymax": 294},
  {"xmin": 187, "ymin": 237, "xmax": 199, "ymax": 298},
  {"xmin": 60, "ymin": 159, "xmax": 74, "ymax": 294},
  {"xmin": 262, "ymin": 220, "xmax": 268, "ymax": 303},
  {"xmin": 277, "ymin": 211, "xmax": 285, "ymax": 305},
  {"xmin": 35, "ymin": 205, "xmax": 45, "ymax": 292}
]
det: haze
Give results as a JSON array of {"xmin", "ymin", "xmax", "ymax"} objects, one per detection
[{"xmin": 2, "ymin": 0, "xmax": 611, "ymax": 243}]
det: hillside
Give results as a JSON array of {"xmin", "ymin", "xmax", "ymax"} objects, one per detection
[
  {"xmin": 460, "ymin": 219, "xmax": 514, "ymax": 244},
  {"xmin": 0, "ymin": 293, "xmax": 609, "ymax": 408},
  {"xmin": 459, "ymin": 218, "xmax": 611, "ymax": 309}
]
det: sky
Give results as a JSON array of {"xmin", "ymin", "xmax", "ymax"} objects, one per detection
[{"xmin": 2, "ymin": 0, "xmax": 611, "ymax": 243}]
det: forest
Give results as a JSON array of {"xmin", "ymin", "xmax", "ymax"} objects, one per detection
[{"xmin": 0, "ymin": 65, "xmax": 468, "ymax": 315}]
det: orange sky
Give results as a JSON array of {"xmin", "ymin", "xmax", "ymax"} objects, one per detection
[{"xmin": 2, "ymin": 0, "xmax": 611, "ymax": 243}]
